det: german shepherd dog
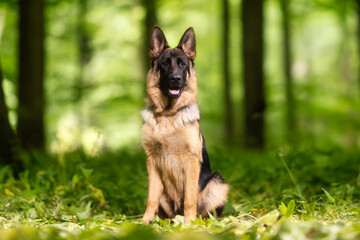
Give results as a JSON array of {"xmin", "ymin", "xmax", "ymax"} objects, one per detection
[{"xmin": 141, "ymin": 26, "xmax": 229, "ymax": 224}]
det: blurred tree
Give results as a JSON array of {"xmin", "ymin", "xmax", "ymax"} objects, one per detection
[
  {"xmin": 355, "ymin": 0, "xmax": 360, "ymax": 94},
  {"xmin": 75, "ymin": 0, "xmax": 91, "ymax": 136},
  {"xmin": 241, "ymin": 0, "xmax": 265, "ymax": 149},
  {"xmin": 0, "ymin": 60, "xmax": 22, "ymax": 174},
  {"xmin": 75, "ymin": 0, "xmax": 91, "ymax": 104},
  {"xmin": 142, "ymin": 0, "xmax": 157, "ymax": 81},
  {"xmin": 333, "ymin": 1, "xmax": 352, "ymax": 94},
  {"xmin": 280, "ymin": 0, "xmax": 295, "ymax": 136},
  {"xmin": 17, "ymin": 0, "xmax": 45, "ymax": 149},
  {"xmin": 222, "ymin": 0, "xmax": 234, "ymax": 142}
]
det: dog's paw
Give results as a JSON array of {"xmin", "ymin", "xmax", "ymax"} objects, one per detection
[
  {"xmin": 142, "ymin": 215, "xmax": 153, "ymax": 224},
  {"xmin": 184, "ymin": 215, "xmax": 196, "ymax": 224}
]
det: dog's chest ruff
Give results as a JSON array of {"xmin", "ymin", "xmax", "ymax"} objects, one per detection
[{"xmin": 141, "ymin": 102, "xmax": 200, "ymax": 136}]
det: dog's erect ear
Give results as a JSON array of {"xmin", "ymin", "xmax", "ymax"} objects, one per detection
[
  {"xmin": 149, "ymin": 26, "xmax": 169, "ymax": 60},
  {"xmin": 177, "ymin": 27, "xmax": 196, "ymax": 61}
]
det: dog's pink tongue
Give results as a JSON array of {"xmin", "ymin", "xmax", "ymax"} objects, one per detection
[{"xmin": 169, "ymin": 89, "xmax": 180, "ymax": 95}]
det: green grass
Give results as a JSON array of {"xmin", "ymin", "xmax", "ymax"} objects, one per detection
[{"xmin": 0, "ymin": 144, "xmax": 359, "ymax": 239}]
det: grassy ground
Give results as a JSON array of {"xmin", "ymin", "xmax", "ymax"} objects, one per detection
[{"xmin": 0, "ymin": 143, "xmax": 359, "ymax": 239}]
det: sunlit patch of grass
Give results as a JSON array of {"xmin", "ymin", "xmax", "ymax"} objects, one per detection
[{"xmin": 0, "ymin": 207, "xmax": 359, "ymax": 239}]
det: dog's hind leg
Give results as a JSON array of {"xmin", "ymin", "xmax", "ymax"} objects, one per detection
[{"xmin": 197, "ymin": 172, "xmax": 229, "ymax": 218}]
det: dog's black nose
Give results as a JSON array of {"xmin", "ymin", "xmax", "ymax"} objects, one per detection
[{"xmin": 171, "ymin": 76, "xmax": 181, "ymax": 84}]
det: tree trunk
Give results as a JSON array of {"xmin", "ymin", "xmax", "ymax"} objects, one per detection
[
  {"xmin": 17, "ymin": 0, "xmax": 45, "ymax": 150},
  {"xmin": 280, "ymin": 0, "xmax": 295, "ymax": 136},
  {"xmin": 241, "ymin": 0, "xmax": 265, "ymax": 149},
  {"xmin": 356, "ymin": 0, "xmax": 360, "ymax": 95},
  {"xmin": 75, "ymin": 0, "xmax": 91, "ymax": 103},
  {"xmin": 74, "ymin": 0, "xmax": 91, "ymax": 138},
  {"xmin": 222, "ymin": 0, "xmax": 234, "ymax": 142},
  {"xmin": 0, "ymin": 61, "xmax": 22, "ymax": 174},
  {"xmin": 142, "ymin": 0, "xmax": 157, "ymax": 78}
]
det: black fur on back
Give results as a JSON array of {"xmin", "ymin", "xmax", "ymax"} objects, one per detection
[{"xmin": 198, "ymin": 131, "xmax": 225, "ymax": 192}]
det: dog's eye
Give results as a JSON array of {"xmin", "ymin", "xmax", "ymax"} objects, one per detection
[
  {"xmin": 161, "ymin": 62, "xmax": 169, "ymax": 68},
  {"xmin": 178, "ymin": 61, "xmax": 186, "ymax": 68}
]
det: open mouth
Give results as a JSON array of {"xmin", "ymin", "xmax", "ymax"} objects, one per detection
[{"xmin": 168, "ymin": 88, "xmax": 181, "ymax": 95}]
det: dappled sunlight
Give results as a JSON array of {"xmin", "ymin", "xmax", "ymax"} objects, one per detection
[
  {"xmin": 2, "ymin": 77, "xmax": 17, "ymax": 128},
  {"xmin": 81, "ymin": 127, "xmax": 105, "ymax": 156},
  {"xmin": 50, "ymin": 112, "xmax": 105, "ymax": 156},
  {"xmin": 50, "ymin": 111, "xmax": 141, "ymax": 155},
  {"xmin": 51, "ymin": 112, "xmax": 82, "ymax": 153}
]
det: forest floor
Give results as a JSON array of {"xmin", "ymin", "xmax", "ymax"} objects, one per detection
[{"xmin": 0, "ymin": 143, "xmax": 359, "ymax": 240}]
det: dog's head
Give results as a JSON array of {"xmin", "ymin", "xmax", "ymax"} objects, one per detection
[{"xmin": 149, "ymin": 26, "xmax": 196, "ymax": 98}]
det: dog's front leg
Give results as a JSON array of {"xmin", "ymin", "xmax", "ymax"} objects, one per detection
[
  {"xmin": 184, "ymin": 158, "xmax": 200, "ymax": 224},
  {"xmin": 142, "ymin": 157, "xmax": 163, "ymax": 223}
]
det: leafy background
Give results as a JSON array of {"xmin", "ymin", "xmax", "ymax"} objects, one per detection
[{"xmin": 1, "ymin": 0, "xmax": 360, "ymax": 239}]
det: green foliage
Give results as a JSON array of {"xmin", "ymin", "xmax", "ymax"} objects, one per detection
[
  {"xmin": 321, "ymin": 188, "xmax": 336, "ymax": 205},
  {"xmin": 279, "ymin": 200, "xmax": 295, "ymax": 218},
  {"xmin": 0, "ymin": 146, "xmax": 359, "ymax": 239}
]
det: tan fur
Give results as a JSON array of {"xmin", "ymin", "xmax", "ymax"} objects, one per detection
[
  {"xmin": 142, "ymin": 46, "xmax": 228, "ymax": 224},
  {"xmin": 142, "ymin": 101, "xmax": 202, "ymax": 223}
]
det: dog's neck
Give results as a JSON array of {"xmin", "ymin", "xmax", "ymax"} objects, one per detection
[
  {"xmin": 142, "ymin": 102, "xmax": 200, "ymax": 128},
  {"xmin": 145, "ymin": 93, "xmax": 196, "ymax": 116}
]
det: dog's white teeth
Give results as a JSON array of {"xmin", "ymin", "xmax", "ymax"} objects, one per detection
[{"xmin": 169, "ymin": 89, "xmax": 180, "ymax": 95}]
